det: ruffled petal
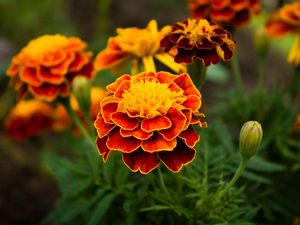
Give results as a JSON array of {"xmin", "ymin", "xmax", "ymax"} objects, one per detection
[
  {"xmin": 94, "ymin": 114, "xmax": 115, "ymax": 138},
  {"xmin": 107, "ymin": 128, "xmax": 142, "ymax": 153},
  {"xmin": 111, "ymin": 112, "xmax": 139, "ymax": 130},
  {"xmin": 179, "ymin": 125, "xmax": 200, "ymax": 148},
  {"xmin": 141, "ymin": 132, "xmax": 177, "ymax": 152},
  {"xmin": 96, "ymin": 136, "xmax": 111, "ymax": 162},
  {"xmin": 122, "ymin": 149, "xmax": 160, "ymax": 174},
  {"xmin": 158, "ymin": 140, "xmax": 196, "ymax": 172},
  {"xmin": 120, "ymin": 126, "xmax": 153, "ymax": 140},
  {"xmin": 141, "ymin": 116, "xmax": 172, "ymax": 132}
]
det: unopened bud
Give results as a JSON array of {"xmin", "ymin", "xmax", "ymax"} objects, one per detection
[
  {"xmin": 239, "ymin": 121, "xmax": 263, "ymax": 159},
  {"xmin": 254, "ymin": 27, "xmax": 269, "ymax": 58},
  {"xmin": 72, "ymin": 76, "xmax": 91, "ymax": 113}
]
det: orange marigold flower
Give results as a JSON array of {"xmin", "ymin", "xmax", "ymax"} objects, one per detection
[
  {"xmin": 94, "ymin": 71, "xmax": 207, "ymax": 174},
  {"xmin": 188, "ymin": 0, "xmax": 260, "ymax": 27},
  {"xmin": 6, "ymin": 34, "xmax": 94, "ymax": 102},
  {"xmin": 94, "ymin": 20, "xmax": 186, "ymax": 74},
  {"xmin": 160, "ymin": 18, "xmax": 236, "ymax": 66},
  {"xmin": 266, "ymin": 1, "xmax": 300, "ymax": 66},
  {"xmin": 4, "ymin": 100, "xmax": 53, "ymax": 140}
]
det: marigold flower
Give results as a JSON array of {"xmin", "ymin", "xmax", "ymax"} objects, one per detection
[
  {"xmin": 266, "ymin": 1, "xmax": 300, "ymax": 66},
  {"xmin": 94, "ymin": 71, "xmax": 207, "ymax": 174},
  {"xmin": 6, "ymin": 34, "xmax": 93, "ymax": 102},
  {"xmin": 4, "ymin": 100, "xmax": 53, "ymax": 140},
  {"xmin": 188, "ymin": 0, "xmax": 260, "ymax": 27},
  {"xmin": 160, "ymin": 18, "xmax": 236, "ymax": 66},
  {"xmin": 94, "ymin": 20, "xmax": 186, "ymax": 74}
]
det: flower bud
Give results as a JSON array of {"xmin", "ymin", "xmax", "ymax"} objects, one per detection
[
  {"xmin": 254, "ymin": 27, "xmax": 269, "ymax": 59},
  {"xmin": 72, "ymin": 76, "xmax": 91, "ymax": 113},
  {"xmin": 239, "ymin": 121, "xmax": 263, "ymax": 159}
]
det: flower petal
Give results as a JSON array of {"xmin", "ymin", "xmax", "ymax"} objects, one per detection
[
  {"xmin": 141, "ymin": 116, "xmax": 172, "ymax": 132},
  {"xmin": 96, "ymin": 136, "xmax": 111, "ymax": 162},
  {"xmin": 94, "ymin": 114, "xmax": 115, "ymax": 138},
  {"xmin": 159, "ymin": 107, "xmax": 186, "ymax": 141},
  {"xmin": 111, "ymin": 112, "xmax": 139, "ymax": 130},
  {"xmin": 106, "ymin": 74, "xmax": 131, "ymax": 92},
  {"xmin": 172, "ymin": 73, "xmax": 200, "ymax": 97},
  {"xmin": 158, "ymin": 140, "xmax": 196, "ymax": 172},
  {"xmin": 120, "ymin": 126, "xmax": 153, "ymax": 140},
  {"xmin": 107, "ymin": 128, "xmax": 142, "ymax": 153},
  {"xmin": 141, "ymin": 132, "xmax": 177, "ymax": 152},
  {"xmin": 183, "ymin": 94, "xmax": 201, "ymax": 111},
  {"xmin": 122, "ymin": 149, "xmax": 160, "ymax": 174},
  {"xmin": 179, "ymin": 125, "xmax": 200, "ymax": 148}
]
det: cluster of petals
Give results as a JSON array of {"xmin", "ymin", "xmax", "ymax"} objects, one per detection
[
  {"xmin": 4, "ymin": 100, "xmax": 53, "ymax": 140},
  {"xmin": 188, "ymin": 0, "xmax": 260, "ymax": 27},
  {"xmin": 94, "ymin": 20, "xmax": 186, "ymax": 74},
  {"xmin": 6, "ymin": 34, "xmax": 93, "ymax": 102},
  {"xmin": 94, "ymin": 71, "xmax": 207, "ymax": 174},
  {"xmin": 160, "ymin": 18, "xmax": 236, "ymax": 66},
  {"xmin": 266, "ymin": 1, "xmax": 300, "ymax": 65}
]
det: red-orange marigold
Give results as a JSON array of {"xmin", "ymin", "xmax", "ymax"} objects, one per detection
[
  {"xmin": 94, "ymin": 71, "xmax": 207, "ymax": 174},
  {"xmin": 188, "ymin": 0, "xmax": 260, "ymax": 27},
  {"xmin": 6, "ymin": 34, "xmax": 93, "ymax": 102},
  {"xmin": 4, "ymin": 100, "xmax": 53, "ymax": 140},
  {"xmin": 160, "ymin": 19, "xmax": 236, "ymax": 66}
]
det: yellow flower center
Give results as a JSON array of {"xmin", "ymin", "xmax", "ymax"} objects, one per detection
[
  {"xmin": 22, "ymin": 34, "xmax": 69, "ymax": 59},
  {"xmin": 179, "ymin": 19, "xmax": 214, "ymax": 44},
  {"xmin": 121, "ymin": 78, "xmax": 185, "ymax": 119}
]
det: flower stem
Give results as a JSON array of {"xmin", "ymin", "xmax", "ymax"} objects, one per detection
[
  {"xmin": 230, "ymin": 53, "xmax": 244, "ymax": 92},
  {"xmin": 289, "ymin": 66, "xmax": 300, "ymax": 102},
  {"xmin": 256, "ymin": 55, "xmax": 266, "ymax": 93},
  {"xmin": 157, "ymin": 166, "xmax": 168, "ymax": 193},
  {"xmin": 188, "ymin": 59, "xmax": 207, "ymax": 90},
  {"xmin": 216, "ymin": 158, "xmax": 249, "ymax": 202}
]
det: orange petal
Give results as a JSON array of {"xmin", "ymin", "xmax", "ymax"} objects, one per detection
[
  {"xmin": 94, "ymin": 114, "xmax": 115, "ymax": 138},
  {"xmin": 122, "ymin": 149, "xmax": 160, "ymax": 174},
  {"xmin": 50, "ymin": 52, "xmax": 75, "ymax": 75},
  {"xmin": 7, "ymin": 63, "xmax": 19, "ymax": 76},
  {"xmin": 159, "ymin": 107, "xmax": 186, "ymax": 141},
  {"xmin": 96, "ymin": 136, "xmax": 111, "ymax": 162},
  {"xmin": 29, "ymin": 84, "xmax": 59, "ymax": 102},
  {"xmin": 182, "ymin": 108, "xmax": 192, "ymax": 130},
  {"xmin": 141, "ymin": 116, "xmax": 172, "ymax": 132},
  {"xmin": 107, "ymin": 128, "xmax": 142, "ymax": 153},
  {"xmin": 38, "ymin": 66, "xmax": 65, "ymax": 85},
  {"xmin": 156, "ymin": 71, "xmax": 176, "ymax": 83},
  {"xmin": 114, "ymin": 80, "xmax": 131, "ymax": 98},
  {"xmin": 69, "ymin": 52, "xmax": 90, "ymax": 72},
  {"xmin": 101, "ymin": 97, "xmax": 119, "ymax": 123},
  {"xmin": 19, "ymin": 66, "xmax": 42, "ymax": 87},
  {"xmin": 39, "ymin": 50, "xmax": 66, "ymax": 67},
  {"xmin": 158, "ymin": 140, "xmax": 196, "ymax": 172},
  {"xmin": 120, "ymin": 127, "xmax": 153, "ymax": 140},
  {"xmin": 183, "ymin": 94, "xmax": 201, "ymax": 111},
  {"xmin": 141, "ymin": 132, "xmax": 177, "ymax": 153},
  {"xmin": 172, "ymin": 73, "xmax": 200, "ymax": 97},
  {"xmin": 266, "ymin": 19, "xmax": 295, "ymax": 37},
  {"xmin": 179, "ymin": 126, "xmax": 200, "ymax": 148},
  {"xmin": 106, "ymin": 74, "xmax": 131, "ymax": 92},
  {"xmin": 111, "ymin": 112, "xmax": 139, "ymax": 130}
]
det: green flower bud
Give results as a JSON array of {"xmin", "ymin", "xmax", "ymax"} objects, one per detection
[
  {"xmin": 239, "ymin": 121, "xmax": 263, "ymax": 159},
  {"xmin": 254, "ymin": 27, "xmax": 269, "ymax": 59},
  {"xmin": 72, "ymin": 76, "xmax": 91, "ymax": 113}
]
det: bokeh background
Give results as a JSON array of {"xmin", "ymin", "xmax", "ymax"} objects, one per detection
[{"xmin": 0, "ymin": 0, "xmax": 294, "ymax": 224}]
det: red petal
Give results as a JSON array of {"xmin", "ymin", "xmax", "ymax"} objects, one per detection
[
  {"xmin": 101, "ymin": 97, "xmax": 119, "ymax": 123},
  {"xmin": 107, "ymin": 128, "xmax": 142, "ymax": 153},
  {"xmin": 159, "ymin": 107, "xmax": 186, "ymax": 141},
  {"xmin": 156, "ymin": 71, "xmax": 176, "ymax": 83},
  {"xmin": 111, "ymin": 112, "xmax": 139, "ymax": 130},
  {"xmin": 120, "ymin": 126, "xmax": 153, "ymax": 140},
  {"xmin": 69, "ymin": 52, "xmax": 89, "ymax": 72},
  {"xmin": 114, "ymin": 80, "xmax": 131, "ymax": 98},
  {"xmin": 50, "ymin": 52, "xmax": 75, "ymax": 75},
  {"xmin": 94, "ymin": 114, "xmax": 115, "ymax": 138},
  {"xmin": 179, "ymin": 126, "xmax": 200, "ymax": 148},
  {"xmin": 29, "ymin": 84, "xmax": 59, "ymax": 102},
  {"xmin": 122, "ymin": 149, "xmax": 160, "ymax": 174},
  {"xmin": 96, "ymin": 136, "xmax": 111, "ymax": 162},
  {"xmin": 172, "ymin": 73, "xmax": 200, "ymax": 97},
  {"xmin": 158, "ymin": 140, "xmax": 196, "ymax": 172},
  {"xmin": 141, "ymin": 132, "xmax": 177, "ymax": 152},
  {"xmin": 38, "ymin": 66, "xmax": 64, "ymax": 85},
  {"xmin": 183, "ymin": 94, "xmax": 201, "ymax": 111},
  {"xmin": 19, "ymin": 66, "xmax": 42, "ymax": 87},
  {"xmin": 106, "ymin": 74, "xmax": 131, "ymax": 92},
  {"xmin": 141, "ymin": 116, "xmax": 172, "ymax": 132}
]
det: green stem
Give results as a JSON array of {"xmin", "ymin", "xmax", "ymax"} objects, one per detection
[
  {"xmin": 289, "ymin": 66, "xmax": 300, "ymax": 102},
  {"xmin": 157, "ymin": 166, "xmax": 168, "ymax": 193},
  {"xmin": 216, "ymin": 158, "xmax": 249, "ymax": 201},
  {"xmin": 256, "ymin": 55, "xmax": 266, "ymax": 93},
  {"xmin": 64, "ymin": 100, "xmax": 99, "ymax": 176},
  {"xmin": 230, "ymin": 53, "xmax": 244, "ymax": 91},
  {"xmin": 188, "ymin": 59, "xmax": 207, "ymax": 90}
]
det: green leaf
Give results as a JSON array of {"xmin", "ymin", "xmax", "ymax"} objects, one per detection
[
  {"xmin": 87, "ymin": 193, "xmax": 117, "ymax": 225},
  {"xmin": 64, "ymin": 177, "xmax": 93, "ymax": 198},
  {"xmin": 241, "ymin": 170, "xmax": 271, "ymax": 184},
  {"xmin": 246, "ymin": 156, "xmax": 285, "ymax": 173}
]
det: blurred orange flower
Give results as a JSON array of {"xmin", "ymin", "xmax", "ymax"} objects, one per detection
[
  {"xmin": 94, "ymin": 20, "xmax": 186, "ymax": 74},
  {"xmin": 4, "ymin": 100, "xmax": 53, "ymax": 140},
  {"xmin": 294, "ymin": 114, "xmax": 300, "ymax": 132},
  {"xmin": 266, "ymin": 1, "xmax": 300, "ymax": 66},
  {"xmin": 160, "ymin": 18, "xmax": 236, "ymax": 66},
  {"xmin": 188, "ymin": 0, "xmax": 260, "ymax": 27},
  {"xmin": 7, "ymin": 34, "xmax": 93, "ymax": 102},
  {"xmin": 94, "ymin": 71, "xmax": 207, "ymax": 174}
]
